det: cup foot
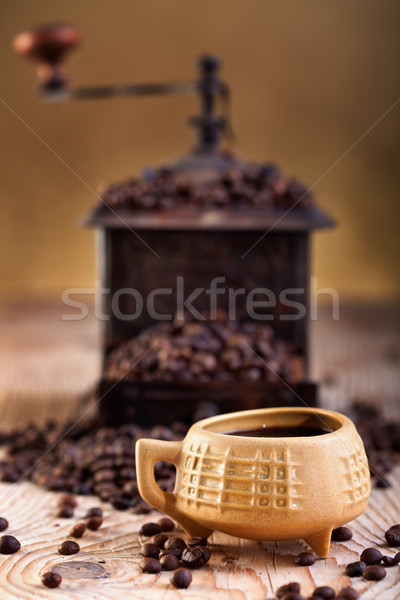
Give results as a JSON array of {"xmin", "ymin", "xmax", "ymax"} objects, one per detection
[{"xmin": 304, "ymin": 528, "xmax": 332, "ymax": 558}]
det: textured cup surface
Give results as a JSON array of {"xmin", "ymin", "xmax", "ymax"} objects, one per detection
[{"xmin": 136, "ymin": 407, "xmax": 370, "ymax": 557}]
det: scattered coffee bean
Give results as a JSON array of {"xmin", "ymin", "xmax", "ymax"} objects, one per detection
[
  {"xmin": 142, "ymin": 557, "xmax": 161, "ymax": 574},
  {"xmin": 0, "ymin": 518, "xmax": 8, "ymax": 532},
  {"xmin": 360, "ymin": 547, "xmax": 382, "ymax": 565},
  {"xmin": 111, "ymin": 497, "xmax": 131, "ymax": 511},
  {"xmin": 41, "ymin": 571, "xmax": 62, "ymax": 589},
  {"xmin": 159, "ymin": 548, "xmax": 182, "ymax": 559},
  {"xmin": 164, "ymin": 536, "xmax": 187, "ymax": 552},
  {"xmin": 171, "ymin": 567, "xmax": 192, "ymax": 589},
  {"xmin": 151, "ymin": 533, "xmax": 168, "ymax": 549},
  {"xmin": 337, "ymin": 588, "xmax": 359, "ymax": 600},
  {"xmin": 57, "ymin": 495, "xmax": 77, "ymax": 508},
  {"xmin": 385, "ymin": 525, "xmax": 400, "ymax": 546},
  {"xmin": 140, "ymin": 543, "xmax": 160, "ymax": 559},
  {"xmin": 346, "ymin": 561, "xmax": 366, "ymax": 577},
  {"xmin": 332, "ymin": 527, "xmax": 353, "ymax": 542},
  {"xmin": 158, "ymin": 517, "xmax": 175, "ymax": 532},
  {"xmin": 381, "ymin": 555, "xmax": 399, "ymax": 566},
  {"xmin": 86, "ymin": 516, "xmax": 103, "ymax": 531},
  {"xmin": 363, "ymin": 565, "xmax": 387, "ymax": 581},
  {"xmin": 58, "ymin": 540, "xmax": 80, "ymax": 555},
  {"xmin": 294, "ymin": 552, "xmax": 316, "ymax": 566},
  {"xmin": 57, "ymin": 505, "xmax": 74, "ymax": 519},
  {"xmin": 70, "ymin": 523, "xmax": 86, "ymax": 538},
  {"xmin": 0, "ymin": 535, "xmax": 20, "ymax": 554},
  {"xmin": 280, "ymin": 593, "xmax": 304, "ymax": 600},
  {"xmin": 312, "ymin": 586, "xmax": 335, "ymax": 598},
  {"xmin": 85, "ymin": 507, "xmax": 102, "ymax": 518},
  {"xmin": 160, "ymin": 553, "xmax": 180, "ymax": 571},
  {"xmin": 181, "ymin": 545, "xmax": 211, "ymax": 569},
  {"xmin": 140, "ymin": 522, "xmax": 162, "ymax": 537},
  {"xmin": 376, "ymin": 477, "xmax": 390, "ymax": 488},
  {"xmin": 187, "ymin": 536, "xmax": 208, "ymax": 547},
  {"xmin": 276, "ymin": 582, "xmax": 301, "ymax": 597}
]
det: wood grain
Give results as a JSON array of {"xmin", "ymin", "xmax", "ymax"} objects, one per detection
[{"xmin": 0, "ymin": 302, "xmax": 399, "ymax": 599}]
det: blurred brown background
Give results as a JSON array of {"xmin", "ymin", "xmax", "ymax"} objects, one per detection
[{"xmin": 0, "ymin": 0, "xmax": 399, "ymax": 301}]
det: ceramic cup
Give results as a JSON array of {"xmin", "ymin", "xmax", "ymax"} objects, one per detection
[{"xmin": 136, "ymin": 407, "xmax": 370, "ymax": 557}]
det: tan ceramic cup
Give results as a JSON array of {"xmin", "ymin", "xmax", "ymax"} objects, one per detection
[{"xmin": 136, "ymin": 407, "xmax": 370, "ymax": 557}]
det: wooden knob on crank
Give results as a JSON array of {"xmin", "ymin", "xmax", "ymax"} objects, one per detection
[{"xmin": 12, "ymin": 23, "xmax": 80, "ymax": 90}]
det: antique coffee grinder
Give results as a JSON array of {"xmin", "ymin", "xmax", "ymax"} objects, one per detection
[{"xmin": 13, "ymin": 24, "xmax": 334, "ymax": 426}]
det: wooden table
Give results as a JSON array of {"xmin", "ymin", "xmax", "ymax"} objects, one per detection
[{"xmin": 0, "ymin": 302, "xmax": 399, "ymax": 599}]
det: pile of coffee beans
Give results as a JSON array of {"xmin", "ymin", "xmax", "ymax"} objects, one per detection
[
  {"xmin": 0, "ymin": 419, "xmax": 184, "ymax": 505},
  {"xmin": 104, "ymin": 311, "xmax": 300, "ymax": 384},
  {"xmin": 350, "ymin": 402, "xmax": 400, "ymax": 487},
  {"xmin": 100, "ymin": 160, "xmax": 314, "ymax": 212},
  {"xmin": 139, "ymin": 517, "xmax": 211, "ymax": 589}
]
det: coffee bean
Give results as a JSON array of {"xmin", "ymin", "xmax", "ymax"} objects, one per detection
[
  {"xmin": 363, "ymin": 565, "xmax": 387, "ymax": 581},
  {"xmin": 160, "ymin": 553, "xmax": 180, "ymax": 571},
  {"xmin": 181, "ymin": 546, "xmax": 211, "ymax": 569},
  {"xmin": 331, "ymin": 526, "xmax": 353, "ymax": 542},
  {"xmin": 385, "ymin": 526, "xmax": 400, "ymax": 546},
  {"xmin": 86, "ymin": 516, "xmax": 103, "ymax": 531},
  {"xmin": 187, "ymin": 536, "xmax": 208, "ymax": 547},
  {"xmin": 337, "ymin": 588, "xmax": 359, "ymax": 600},
  {"xmin": 312, "ymin": 586, "xmax": 335, "ymax": 599},
  {"xmin": 280, "ymin": 594, "xmax": 304, "ymax": 600},
  {"xmin": 382, "ymin": 555, "xmax": 399, "ymax": 566},
  {"xmin": 346, "ymin": 561, "xmax": 366, "ymax": 577},
  {"xmin": 360, "ymin": 547, "xmax": 382, "ymax": 565},
  {"xmin": 151, "ymin": 533, "xmax": 168, "ymax": 548},
  {"xmin": 276, "ymin": 582, "xmax": 300, "ymax": 597},
  {"xmin": 111, "ymin": 497, "xmax": 131, "ymax": 511},
  {"xmin": 164, "ymin": 536, "xmax": 187, "ymax": 552},
  {"xmin": 140, "ymin": 543, "xmax": 160, "ymax": 559},
  {"xmin": 58, "ymin": 540, "xmax": 80, "ymax": 555},
  {"xmin": 0, "ymin": 535, "xmax": 20, "ymax": 554},
  {"xmin": 140, "ymin": 522, "xmax": 162, "ymax": 537},
  {"xmin": 85, "ymin": 507, "xmax": 102, "ymax": 518},
  {"xmin": 376, "ymin": 477, "xmax": 391, "ymax": 488},
  {"xmin": 57, "ymin": 495, "xmax": 78, "ymax": 508},
  {"xmin": 70, "ymin": 523, "xmax": 86, "ymax": 538},
  {"xmin": 171, "ymin": 567, "xmax": 192, "ymax": 589},
  {"xmin": 41, "ymin": 571, "xmax": 62, "ymax": 588},
  {"xmin": 57, "ymin": 505, "xmax": 74, "ymax": 518},
  {"xmin": 142, "ymin": 557, "xmax": 161, "ymax": 574},
  {"xmin": 0, "ymin": 518, "xmax": 8, "ymax": 532},
  {"xmin": 158, "ymin": 517, "xmax": 175, "ymax": 532},
  {"xmin": 294, "ymin": 552, "xmax": 316, "ymax": 566},
  {"xmin": 159, "ymin": 548, "xmax": 182, "ymax": 559}
]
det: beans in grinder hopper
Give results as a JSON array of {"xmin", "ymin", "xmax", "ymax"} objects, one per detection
[{"xmin": 104, "ymin": 311, "xmax": 300, "ymax": 386}]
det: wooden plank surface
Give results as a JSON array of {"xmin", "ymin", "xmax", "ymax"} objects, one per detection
[{"xmin": 0, "ymin": 301, "xmax": 399, "ymax": 599}]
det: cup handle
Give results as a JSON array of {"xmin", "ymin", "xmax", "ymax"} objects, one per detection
[{"xmin": 135, "ymin": 438, "xmax": 213, "ymax": 538}]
